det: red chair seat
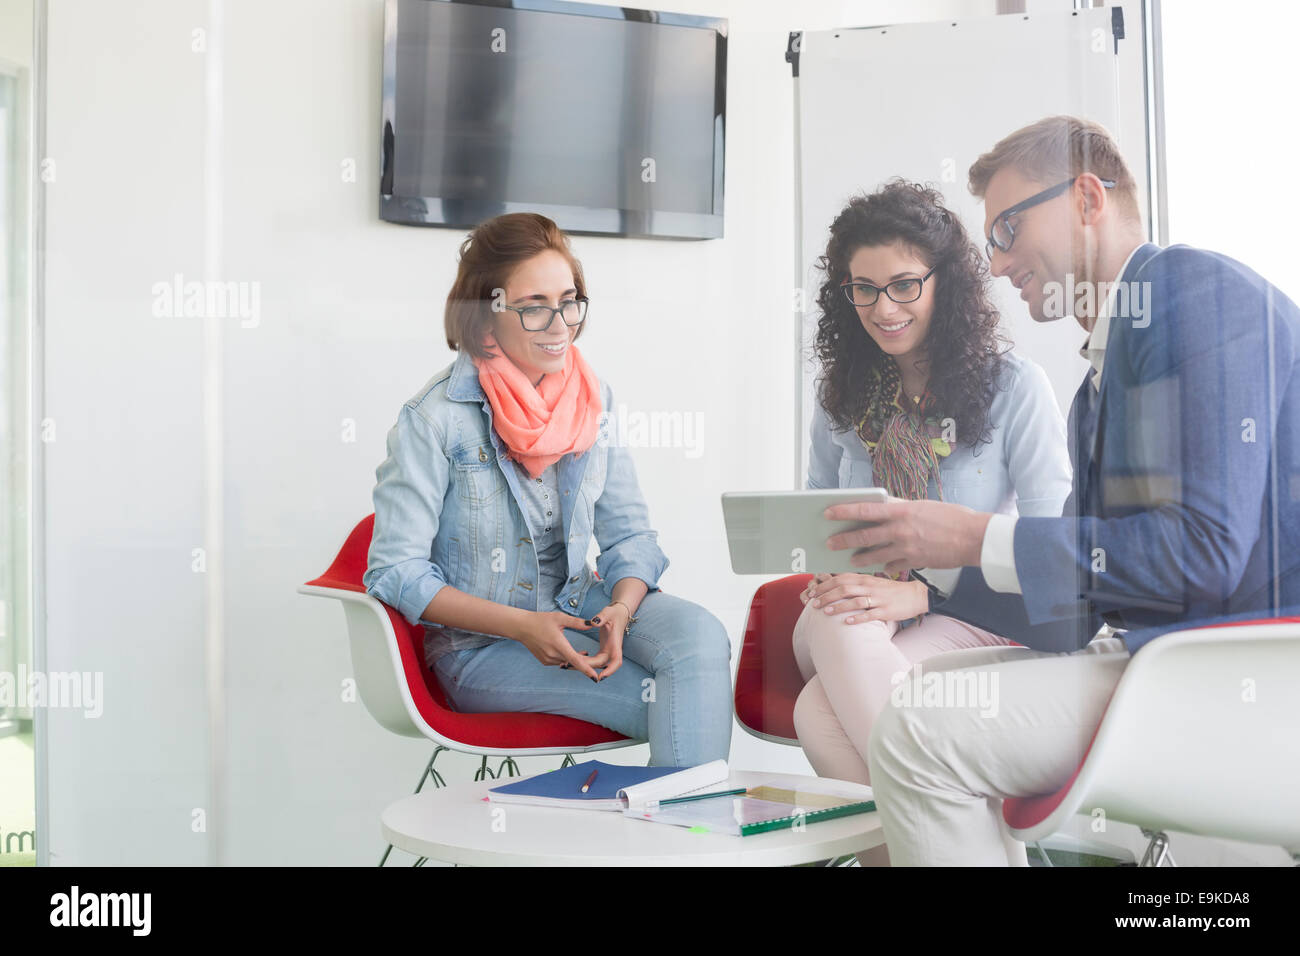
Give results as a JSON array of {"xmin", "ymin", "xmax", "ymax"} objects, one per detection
[
  {"xmin": 306, "ymin": 514, "xmax": 629, "ymax": 751},
  {"xmin": 733, "ymin": 574, "xmax": 814, "ymax": 742}
]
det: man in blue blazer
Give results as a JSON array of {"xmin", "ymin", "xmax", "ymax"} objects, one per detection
[{"xmin": 823, "ymin": 115, "xmax": 1300, "ymax": 865}]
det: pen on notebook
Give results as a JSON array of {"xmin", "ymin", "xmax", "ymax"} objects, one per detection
[
  {"xmin": 654, "ymin": 787, "xmax": 748, "ymax": 807},
  {"xmin": 580, "ymin": 768, "xmax": 598, "ymax": 793}
]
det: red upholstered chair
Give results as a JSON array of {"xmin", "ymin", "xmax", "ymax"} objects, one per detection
[
  {"xmin": 299, "ymin": 514, "xmax": 642, "ymax": 865},
  {"xmin": 733, "ymin": 573, "xmax": 814, "ymax": 745},
  {"xmin": 1003, "ymin": 617, "xmax": 1300, "ymax": 866},
  {"xmin": 731, "ymin": 574, "xmax": 1031, "ymax": 747}
]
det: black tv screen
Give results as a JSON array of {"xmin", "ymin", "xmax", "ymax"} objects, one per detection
[{"xmin": 381, "ymin": 0, "xmax": 727, "ymax": 239}]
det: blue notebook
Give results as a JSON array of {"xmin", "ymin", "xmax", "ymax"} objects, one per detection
[{"xmin": 488, "ymin": 760, "xmax": 691, "ymax": 810}]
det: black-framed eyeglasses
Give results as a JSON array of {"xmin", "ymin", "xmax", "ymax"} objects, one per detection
[
  {"xmin": 500, "ymin": 296, "xmax": 589, "ymax": 332},
  {"xmin": 985, "ymin": 176, "xmax": 1116, "ymax": 259},
  {"xmin": 840, "ymin": 265, "xmax": 938, "ymax": 308}
]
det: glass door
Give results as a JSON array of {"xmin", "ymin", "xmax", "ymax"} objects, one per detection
[{"xmin": 0, "ymin": 0, "xmax": 36, "ymax": 867}]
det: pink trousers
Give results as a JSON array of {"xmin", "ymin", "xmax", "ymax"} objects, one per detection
[{"xmin": 791, "ymin": 600, "xmax": 1028, "ymax": 865}]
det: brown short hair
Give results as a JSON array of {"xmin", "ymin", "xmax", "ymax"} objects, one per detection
[
  {"xmin": 444, "ymin": 212, "xmax": 588, "ymax": 358},
  {"xmin": 968, "ymin": 115, "xmax": 1141, "ymax": 221}
]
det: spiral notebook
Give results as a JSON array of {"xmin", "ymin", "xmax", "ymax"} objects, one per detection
[{"xmin": 625, "ymin": 783, "xmax": 876, "ymax": 836}]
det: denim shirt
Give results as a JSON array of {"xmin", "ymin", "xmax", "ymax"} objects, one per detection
[
  {"xmin": 363, "ymin": 349, "xmax": 670, "ymax": 652},
  {"xmin": 513, "ymin": 460, "xmax": 569, "ymax": 600},
  {"xmin": 425, "ymin": 460, "xmax": 572, "ymax": 664},
  {"xmin": 807, "ymin": 351, "xmax": 1071, "ymax": 518}
]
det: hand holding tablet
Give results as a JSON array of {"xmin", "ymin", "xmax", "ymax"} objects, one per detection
[
  {"xmin": 822, "ymin": 497, "xmax": 992, "ymax": 575},
  {"xmin": 720, "ymin": 488, "xmax": 889, "ymax": 575}
]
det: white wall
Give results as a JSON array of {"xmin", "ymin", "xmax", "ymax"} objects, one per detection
[
  {"xmin": 39, "ymin": 0, "xmax": 1294, "ymax": 866},
  {"xmin": 46, "ymin": 0, "xmax": 983, "ymax": 866}
]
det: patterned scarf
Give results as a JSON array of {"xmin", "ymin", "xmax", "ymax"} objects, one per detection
[{"xmin": 854, "ymin": 360, "xmax": 952, "ymax": 502}]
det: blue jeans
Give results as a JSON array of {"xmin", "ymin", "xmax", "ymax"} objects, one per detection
[{"xmin": 432, "ymin": 580, "xmax": 733, "ymax": 766}]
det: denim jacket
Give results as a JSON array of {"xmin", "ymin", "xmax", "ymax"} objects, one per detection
[{"xmin": 363, "ymin": 349, "xmax": 670, "ymax": 630}]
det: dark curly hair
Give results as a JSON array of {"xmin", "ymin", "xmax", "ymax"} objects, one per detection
[{"xmin": 812, "ymin": 179, "xmax": 1009, "ymax": 450}]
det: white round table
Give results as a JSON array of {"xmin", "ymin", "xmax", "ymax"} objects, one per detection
[{"xmin": 381, "ymin": 770, "xmax": 882, "ymax": 866}]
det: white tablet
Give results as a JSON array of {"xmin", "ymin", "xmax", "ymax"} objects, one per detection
[{"xmin": 720, "ymin": 488, "xmax": 889, "ymax": 575}]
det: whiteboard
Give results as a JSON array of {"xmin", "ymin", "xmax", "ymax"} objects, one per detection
[{"xmin": 794, "ymin": 4, "xmax": 1154, "ymax": 486}]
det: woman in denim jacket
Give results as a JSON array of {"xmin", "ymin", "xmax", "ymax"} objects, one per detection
[{"xmin": 363, "ymin": 213, "xmax": 732, "ymax": 767}]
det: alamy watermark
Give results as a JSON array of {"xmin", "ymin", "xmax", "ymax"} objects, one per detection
[
  {"xmin": 1041, "ymin": 275, "xmax": 1152, "ymax": 328},
  {"xmin": 595, "ymin": 404, "xmax": 704, "ymax": 459},
  {"xmin": 151, "ymin": 273, "xmax": 261, "ymax": 328},
  {"xmin": 0, "ymin": 823, "xmax": 35, "ymax": 856},
  {"xmin": 50, "ymin": 886, "xmax": 151, "ymax": 936},
  {"xmin": 0, "ymin": 666, "xmax": 103, "ymax": 719},
  {"xmin": 890, "ymin": 660, "xmax": 999, "ymax": 718}
]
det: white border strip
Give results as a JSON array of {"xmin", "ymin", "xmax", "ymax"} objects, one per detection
[
  {"xmin": 791, "ymin": 65, "xmax": 803, "ymax": 490},
  {"xmin": 202, "ymin": 0, "xmax": 227, "ymax": 868},
  {"xmin": 31, "ymin": 0, "xmax": 48, "ymax": 869}
]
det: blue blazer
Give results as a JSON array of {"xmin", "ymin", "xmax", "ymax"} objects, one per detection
[{"xmin": 934, "ymin": 242, "xmax": 1300, "ymax": 654}]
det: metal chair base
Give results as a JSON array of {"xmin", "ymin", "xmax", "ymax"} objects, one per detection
[{"xmin": 1139, "ymin": 828, "xmax": 1177, "ymax": 867}]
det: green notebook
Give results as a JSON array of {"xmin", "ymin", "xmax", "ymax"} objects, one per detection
[{"xmin": 625, "ymin": 784, "xmax": 876, "ymax": 836}]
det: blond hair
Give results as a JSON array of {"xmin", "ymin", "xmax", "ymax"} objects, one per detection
[{"xmin": 968, "ymin": 115, "xmax": 1141, "ymax": 221}]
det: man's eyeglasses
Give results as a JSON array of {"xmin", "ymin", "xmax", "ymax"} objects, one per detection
[
  {"xmin": 500, "ymin": 296, "xmax": 589, "ymax": 332},
  {"xmin": 841, "ymin": 265, "xmax": 938, "ymax": 308},
  {"xmin": 985, "ymin": 176, "xmax": 1116, "ymax": 259}
]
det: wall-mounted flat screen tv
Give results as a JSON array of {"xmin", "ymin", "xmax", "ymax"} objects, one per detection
[{"xmin": 381, "ymin": 0, "xmax": 728, "ymax": 239}]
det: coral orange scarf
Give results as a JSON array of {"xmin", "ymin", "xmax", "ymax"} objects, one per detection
[{"xmin": 474, "ymin": 333, "xmax": 603, "ymax": 479}]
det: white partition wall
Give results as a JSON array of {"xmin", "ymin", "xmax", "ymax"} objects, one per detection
[{"xmin": 794, "ymin": 2, "xmax": 1155, "ymax": 484}]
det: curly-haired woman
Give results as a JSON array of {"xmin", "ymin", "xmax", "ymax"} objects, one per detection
[{"xmin": 791, "ymin": 181, "xmax": 1071, "ymax": 831}]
